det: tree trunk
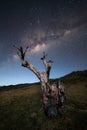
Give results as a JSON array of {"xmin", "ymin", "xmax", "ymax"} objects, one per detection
[{"xmin": 14, "ymin": 46, "xmax": 65, "ymax": 117}]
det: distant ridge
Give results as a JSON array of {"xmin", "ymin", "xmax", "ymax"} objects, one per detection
[
  {"xmin": 61, "ymin": 70, "xmax": 87, "ymax": 84},
  {"xmin": 0, "ymin": 82, "xmax": 40, "ymax": 91},
  {"xmin": 0, "ymin": 70, "xmax": 87, "ymax": 91}
]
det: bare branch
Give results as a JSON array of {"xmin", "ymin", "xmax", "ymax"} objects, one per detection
[
  {"xmin": 22, "ymin": 60, "xmax": 41, "ymax": 80},
  {"xmin": 14, "ymin": 45, "xmax": 41, "ymax": 80},
  {"xmin": 13, "ymin": 45, "xmax": 29, "ymax": 61},
  {"xmin": 41, "ymin": 52, "xmax": 53, "ymax": 79},
  {"xmin": 41, "ymin": 52, "xmax": 47, "ymax": 60}
]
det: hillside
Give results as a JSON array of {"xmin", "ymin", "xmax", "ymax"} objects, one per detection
[
  {"xmin": 61, "ymin": 70, "xmax": 87, "ymax": 84},
  {"xmin": 0, "ymin": 70, "xmax": 87, "ymax": 130}
]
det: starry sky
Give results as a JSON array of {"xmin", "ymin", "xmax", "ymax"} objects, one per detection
[{"xmin": 0, "ymin": 0, "xmax": 87, "ymax": 86}]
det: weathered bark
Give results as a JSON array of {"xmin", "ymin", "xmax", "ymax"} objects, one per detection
[
  {"xmin": 22, "ymin": 60, "xmax": 41, "ymax": 80},
  {"xmin": 14, "ymin": 46, "xmax": 50, "ymax": 105},
  {"xmin": 14, "ymin": 46, "xmax": 65, "ymax": 117},
  {"xmin": 41, "ymin": 52, "xmax": 53, "ymax": 80}
]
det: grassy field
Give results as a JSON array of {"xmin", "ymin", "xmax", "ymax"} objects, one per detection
[{"xmin": 0, "ymin": 71, "xmax": 87, "ymax": 130}]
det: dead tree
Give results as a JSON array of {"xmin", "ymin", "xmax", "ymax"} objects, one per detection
[{"xmin": 14, "ymin": 46, "xmax": 65, "ymax": 117}]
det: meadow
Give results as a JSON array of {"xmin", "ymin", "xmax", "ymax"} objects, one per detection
[{"xmin": 0, "ymin": 70, "xmax": 87, "ymax": 130}]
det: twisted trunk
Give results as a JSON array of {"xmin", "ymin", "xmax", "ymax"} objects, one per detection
[{"xmin": 14, "ymin": 46, "xmax": 65, "ymax": 117}]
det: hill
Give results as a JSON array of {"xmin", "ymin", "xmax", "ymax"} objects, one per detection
[
  {"xmin": 0, "ymin": 70, "xmax": 87, "ymax": 130},
  {"xmin": 61, "ymin": 70, "xmax": 87, "ymax": 84}
]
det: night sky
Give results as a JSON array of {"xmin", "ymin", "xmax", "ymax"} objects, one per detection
[{"xmin": 0, "ymin": 0, "xmax": 87, "ymax": 86}]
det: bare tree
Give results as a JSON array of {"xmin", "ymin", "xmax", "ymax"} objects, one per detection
[{"xmin": 14, "ymin": 45, "xmax": 65, "ymax": 117}]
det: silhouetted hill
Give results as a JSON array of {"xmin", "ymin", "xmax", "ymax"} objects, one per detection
[{"xmin": 61, "ymin": 70, "xmax": 87, "ymax": 84}]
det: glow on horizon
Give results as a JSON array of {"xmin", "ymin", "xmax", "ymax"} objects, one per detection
[{"xmin": 0, "ymin": 64, "xmax": 86, "ymax": 86}]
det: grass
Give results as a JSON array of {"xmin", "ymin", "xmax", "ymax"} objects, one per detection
[
  {"xmin": 65, "ymin": 81, "xmax": 87, "ymax": 109},
  {"xmin": 0, "ymin": 70, "xmax": 87, "ymax": 130}
]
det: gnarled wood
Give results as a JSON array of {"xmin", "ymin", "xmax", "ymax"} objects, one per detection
[
  {"xmin": 14, "ymin": 45, "xmax": 65, "ymax": 117},
  {"xmin": 22, "ymin": 60, "xmax": 41, "ymax": 80},
  {"xmin": 41, "ymin": 52, "xmax": 53, "ymax": 80}
]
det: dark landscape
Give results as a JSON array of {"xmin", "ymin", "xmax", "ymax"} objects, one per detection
[{"xmin": 0, "ymin": 70, "xmax": 87, "ymax": 130}]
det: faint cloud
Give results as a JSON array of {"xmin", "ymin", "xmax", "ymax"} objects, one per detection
[
  {"xmin": 30, "ymin": 43, "xmax": 46, "ymax": 54},
  {"xmin": 13, "ymin": 54, "xmax": 19, "ymax": 60},
  {"xmin": 64, "ymin": 30, "xmax": 71, "ymax": 36}
]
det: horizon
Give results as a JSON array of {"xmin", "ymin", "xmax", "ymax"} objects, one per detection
[{"xmin": 0, "ymin": 69, "xmax": 87, "ymax": 86}]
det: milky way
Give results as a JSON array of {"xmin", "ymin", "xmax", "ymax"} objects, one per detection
[{"xmin": 0, "ymin": 0, "xmax": 87, "ymax": 85}]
